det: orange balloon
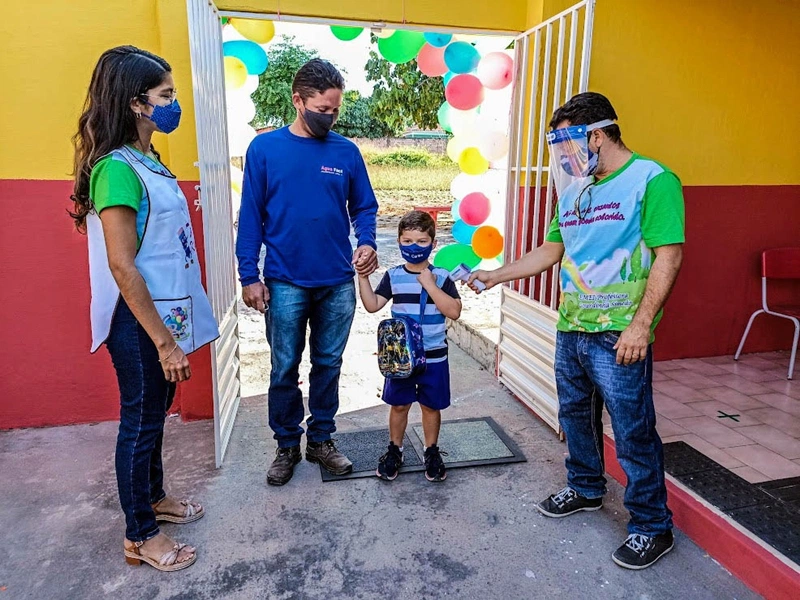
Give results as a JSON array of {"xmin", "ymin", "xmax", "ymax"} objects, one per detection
[{"xmin": 472, "ymin": 226, "xmax": 504, "ymax": 259}]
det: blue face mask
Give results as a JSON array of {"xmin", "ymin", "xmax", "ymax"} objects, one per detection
[
  {"xmin": 400, "ymin": 243, "xmax": 433, "ymax": 264},
  {"xmin": 147, "ymin": 99, "xmax": 182, "ymax": 134}
]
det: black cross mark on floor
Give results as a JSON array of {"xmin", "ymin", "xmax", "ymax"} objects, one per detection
[{"xmin": 717, "ymin": 410, "xmax": 741, "ymax": 422}]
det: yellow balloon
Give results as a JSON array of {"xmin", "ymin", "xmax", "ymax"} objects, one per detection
[
  {"xmin": 459, "ymin": 147, "xmax": 489, "ymax": 175},
  {"xmin": 230, "ymin": 18, "xmax": 275, "ymax": 44},
  {"xmin": 224, "ymin": 57, "xmax": 248, "ymax": 90}
]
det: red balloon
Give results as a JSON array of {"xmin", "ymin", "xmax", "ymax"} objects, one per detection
[
  {"xmin": 445, "ymin": 74, "xmax": 485, "ymax": 111},
  {"xmin": 417, "ymin": 43, "xmax": 448, "ymax": 77},
  {"xmin": 458, "ymin": 192, "xmax": 491, "ymax": 226},
  {"xmin": 477, "ymin": 52, "xmax": 514, "ymax": 90}
]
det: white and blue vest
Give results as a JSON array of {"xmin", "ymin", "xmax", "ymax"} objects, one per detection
[{"xmin": 86, "ymin": 146, "xmax": 219, "ymax": 354}]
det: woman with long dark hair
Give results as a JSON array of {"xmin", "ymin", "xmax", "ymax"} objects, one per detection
[{"xmin": 71, "ymin": 46, "xmax": 219, "ymax": 572}]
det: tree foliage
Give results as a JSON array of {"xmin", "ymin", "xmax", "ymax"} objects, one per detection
[
  {"xmin": 251, "ymin": 37, "xmax": 317, "ymax": 129},
  {"xmin": 333, "ymin": 90, "xmax": 393, "ymax": 139},
  {"xmin": 365, "ymin": 46, "xmax": 444, "ymax": 135}
]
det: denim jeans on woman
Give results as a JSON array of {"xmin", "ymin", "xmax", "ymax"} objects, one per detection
[
  {"xmin": 106, "ymin": 299, "xmax": 175, "ymax": 543},
  {"xmin": 555, "ymin": 331, "xmax": 673, "ymax": 536},
  {"xmin": 265, "ymin": 279, "xmax": 356, "ymax": 448}
]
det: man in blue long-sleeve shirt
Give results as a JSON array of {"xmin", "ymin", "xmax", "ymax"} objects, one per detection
[{"xmin": 236, "ymin": 59, "xmax": 379, "ymax": 486}]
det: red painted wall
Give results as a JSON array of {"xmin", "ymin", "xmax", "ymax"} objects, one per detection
[
  {"xmin": 0, "ymin": 179, "xmax": 214, "ymax": 429},
  {"xmin": 514, "ymin": 185, "xmax": 800, "ymax": 360}
]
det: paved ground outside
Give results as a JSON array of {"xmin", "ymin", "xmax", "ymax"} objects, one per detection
[{"xmin": 0, "ymin": 343, "xmax": 759, "ymax": 600}]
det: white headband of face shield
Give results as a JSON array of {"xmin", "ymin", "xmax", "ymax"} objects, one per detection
[{"xmin": 546, "ymin": 119, "xmax": 616, "ymax": 197}]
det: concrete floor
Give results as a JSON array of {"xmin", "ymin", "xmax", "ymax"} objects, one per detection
[{"xmin": 0, "ymin": 346, "xmax": 759, "ymax": 600}]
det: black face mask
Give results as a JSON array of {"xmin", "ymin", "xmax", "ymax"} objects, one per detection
[{"xmin": 303, "ymin": 107, "xmax": 336, "ymax": 138}]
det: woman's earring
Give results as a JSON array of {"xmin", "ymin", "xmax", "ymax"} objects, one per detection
[{"xmin": 135, "ymin": 112, "xmax": 141, "ymax": 119}]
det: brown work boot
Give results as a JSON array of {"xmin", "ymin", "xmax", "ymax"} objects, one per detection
[
  {"xmin": 306, "ymin": 440, "xmax": 353, "ymax": 475},
  {"xmin": 267, "ymin": 446, "xmax": 301, "ymax": 486}
]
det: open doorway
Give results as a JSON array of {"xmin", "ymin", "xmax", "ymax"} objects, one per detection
[{"xmin": 186, "ymin": 0, "xmax": 516, "ymax": 464}]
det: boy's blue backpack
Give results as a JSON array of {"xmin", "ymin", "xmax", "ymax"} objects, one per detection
[{"xmin": 377, "ymin": 288, "xmax": 428, "ymax": 379}]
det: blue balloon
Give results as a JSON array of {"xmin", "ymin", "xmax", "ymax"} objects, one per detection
[
  {"xmin": 223, "ymin": 40, "xmax": 269, "ymax": 75},
  {"xmin": 452, "ymin": 219, "xmax": 478, "ymax": 245},
  {"xmin": 424, "ymin": 32, "xmax": 453, "ymax": 48},
  {"xmin": 444, "ymin": 41, "xmax": 480, "ymax": 74}
]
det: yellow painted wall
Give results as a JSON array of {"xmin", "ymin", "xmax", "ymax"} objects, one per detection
[
  {"xmin": 525, "ymin": 0, "xmax": 800, "ymax": 186},
  {"xmin": 0, "ymin": 0, "xmax": 199, "ymax": 181},
  {"xmin": 216, "ymin": 0, "xmax": 527, "ymax": 32},
  {"xmin": 589, "ymin": 0, "xmax": 800, "ymax": 185}
]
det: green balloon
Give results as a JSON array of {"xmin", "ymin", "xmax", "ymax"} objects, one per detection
[
  {"xmin": 331, "ymin": 26, "xmax": 364, "ymax": 41},
  {"xmin": 433, "ymin": 243, "xmax": 481, "ymax": 271},
  {"xmin": 438, "ymin": 102, "xmax": 452, "ymax": 133},
  {"xmin": 378, "ymin": 31, "xmax": 426, "ymax": 64}
]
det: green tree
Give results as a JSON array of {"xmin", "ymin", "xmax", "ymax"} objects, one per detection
[
  {"xmin": 365, "ymin": 47, "xmax": 445, "ymax": 135},
  {"xmin": 334, "ymin": 90, "xmax": 393, "ymax": 138},
  {"xmin": 251, "ymin": 37, "xmax": 318, "ymax": 129}
]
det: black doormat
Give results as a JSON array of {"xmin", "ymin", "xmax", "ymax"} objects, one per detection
[
  {"xmin": 320, "ymin": 417, "xmax": 526, "ymax": 482},
  {"xmin": 663, "ymin": 441, "xmax": 800, "ymax": 564}
]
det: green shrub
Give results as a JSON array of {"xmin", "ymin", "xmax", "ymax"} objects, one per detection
[{"xmin": 361, "ymin": 147, "xmax": 440, "ymax": 167}]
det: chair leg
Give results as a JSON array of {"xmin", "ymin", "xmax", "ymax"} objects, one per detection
[
  {"xmin": 735, "ymin": 310, "xmax": 765, "ymax": 361},
  {"xmin": 789, "ymin": 319, "xmax": 799, "ymax": 380}
]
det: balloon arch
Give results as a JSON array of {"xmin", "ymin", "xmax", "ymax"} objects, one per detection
[{"xmin": 222, "ymin": 18, "xmax": 514, "ymax": 271}]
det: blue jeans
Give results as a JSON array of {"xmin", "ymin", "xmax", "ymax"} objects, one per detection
[
  {"xmin": 265, "ymin": 279, "xmax": 356, "ymax": 448},
  {"xmin": 555, "ymin": 331, "xmax": 672, "ymax": 536},
  {"xmin": 106, "ymin": 299, "xmax": 175, "ymax": 543}
]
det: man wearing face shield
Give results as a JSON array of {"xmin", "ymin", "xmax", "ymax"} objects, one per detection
[
  {"xmin": 469, "ymin": 92, "xmax": 685, "ymax": 570},
  {"xmin": 236, "ymin": 59, "xmax": 379, "ymax": 486}
]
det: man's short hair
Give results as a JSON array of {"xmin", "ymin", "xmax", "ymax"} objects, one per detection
[
  {"xmin": 292, "ymin": 59, "xmax": 345, "ymax": 100},
  {"xmin": 549, "ymin": 92, "xmax": 621, "ymax": 143},
  {"xmin": 398, "ymin": 210, "xmax": 436, "ymax": 239}
]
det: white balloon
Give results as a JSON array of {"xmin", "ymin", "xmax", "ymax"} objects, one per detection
[
  {"xmin": 448, "ymin": 108, "xmax": 479, "ymax": 138},
  {"xmin": 373, "ymin": 28, "xmax": 395, "ymax": 38},
  {"xmin": 243, "ymin": 75, "xmax": 260, "ymax": 95},
  {"xmin": 478, "ymin": 130, "xmax": 509, "ymax": 161},
  {"xmin": 228, "ymin": 122, "xmax": 257, "ymax": 157},
  {"xmin": 450, "ymin": 172, "xmax": 485, "ymax": 201},
  {"xmin": 227, "ymin": 91, "xmax": 256, "ymax": 124},
  {"xmin": 478, "ymin": 257, "xmax": 504, "ymax": 271}
]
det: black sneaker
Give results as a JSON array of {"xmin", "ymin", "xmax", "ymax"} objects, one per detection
[
  {"xmin": 424, "ymin": 445, "xmax": 447, "ymax": 482},
  {"xmin": 612, "ymin": 531, "xmax": 674, "ymax": 570},
  {"xmin": 267, "ymin": 446, "xmax": 302, "ymax": 486},
  {"xmin": 536, "ymin": 486, "xmax": 603, "ymax": 518},
  {"xmin": 376, "ymin": 442, "xmax": 404, "ymax": 481}
]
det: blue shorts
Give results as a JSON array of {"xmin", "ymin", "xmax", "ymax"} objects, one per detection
[{"xmin": 382, "ymin": 358, "xmax": 451, "ymax": 410}]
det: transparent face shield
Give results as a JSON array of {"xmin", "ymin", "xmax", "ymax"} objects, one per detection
[{"xmin": 546, "ymin": 119, "xmax": 615, "ymax": 197}]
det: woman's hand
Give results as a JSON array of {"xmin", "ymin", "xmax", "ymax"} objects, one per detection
[{"xmin": 159, "ymin": 344, "xmax": 192, "ymax": 382}]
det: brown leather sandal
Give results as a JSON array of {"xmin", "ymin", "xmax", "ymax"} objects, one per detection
[
  {"xmin": 124, "ymin": 539, "xmax": 196, "ymax": 572},
  {"xmin": 152, "ymin": 497, "xmax": 204, "ymax": 524}
]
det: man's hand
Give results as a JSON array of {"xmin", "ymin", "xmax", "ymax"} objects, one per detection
[
  {"xmin": 242, "ymin": 281, "xmax": 270, "ymax": 314},
  {"xmin": 353, "ymin": 245, "xmax": 378, "ymax": 276},
  {"xmin": 417, "ymin": 268, "xmax": 436, "ymax": 289},
  {"xmin": 613, "ymin": 320, "xmax": 650, "ymax": 365},
  {"xmin": 467, "ymin": 270, "xmax": 497, "ymax": 294}
]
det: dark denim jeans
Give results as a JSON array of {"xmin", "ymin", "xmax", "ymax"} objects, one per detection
[
  {"xmin": 555, "ymin": 331, "xmax": 672, "ymax": 536},
  {"xmin": 265, "ymin": 279, "xmax": 356, "ymax": 448},
  {"xmin": 106, "ymin": 299, "xmax": 175, "ymax": 542}
]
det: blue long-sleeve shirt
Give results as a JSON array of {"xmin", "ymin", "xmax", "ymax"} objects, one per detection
[{"xmin": 236, "ymin": 127, "xmax": 378, "ymax": 288}]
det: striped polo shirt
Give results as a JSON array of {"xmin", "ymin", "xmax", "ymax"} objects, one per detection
[{"xmin": 375, "ymin": 265, "xmax": 460, "ymax": 364}]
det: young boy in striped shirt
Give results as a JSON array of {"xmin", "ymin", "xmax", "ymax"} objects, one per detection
[{"xmin": 358, "ymin": 210, "xmax": 462, "ymax": 482}]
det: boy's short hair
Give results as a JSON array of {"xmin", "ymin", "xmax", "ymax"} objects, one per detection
[{"xmin": 398, "ymin": 210, "xmax": 436, "ymax": 239}]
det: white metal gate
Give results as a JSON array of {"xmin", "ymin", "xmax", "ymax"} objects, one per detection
[
  {"xmin": 500, "ymin": 0, "xmax": 595, "ymax": 433},
  {"xmin": 186, "ymin": 0, "xmax": 241, "ymax": 467}
]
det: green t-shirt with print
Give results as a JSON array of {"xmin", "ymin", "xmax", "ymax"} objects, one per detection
[
  {"xmin": 89, "ymin": 147, "xmax": 161, "ymax": 245},
  {"xmin": 545, "ymin": 153, "xmax": 685, "ymax": 339}
]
